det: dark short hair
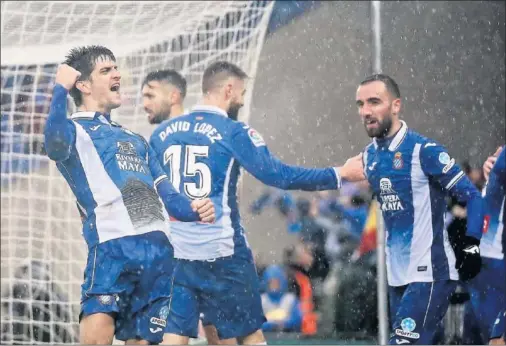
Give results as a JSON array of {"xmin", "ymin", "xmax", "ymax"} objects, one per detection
[
  {"xmin": 63, "ymin": 45, "xmax": 116, "ymax": 107},
  {"xmin": 202, "ymin": 61, "xmax": 248, "ymax": 94},
  {"xmin": 360, "ymin": 74, "xmax": 401, "ymax": 98},
  {"xmin": 142, "ymin": 69, "xmax": 187, "ymax": 99}
]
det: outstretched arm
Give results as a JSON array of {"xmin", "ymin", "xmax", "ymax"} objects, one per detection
[{"xmin": 230, "ymin": 124, "xmax": 364, "ymax": 191}]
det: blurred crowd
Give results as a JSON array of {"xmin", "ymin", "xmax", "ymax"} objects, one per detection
[{"xmin": 250, "ymin": 160, "xmax": 487, "ymax": 341}]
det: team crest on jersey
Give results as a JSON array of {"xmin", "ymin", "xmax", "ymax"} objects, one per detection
[
  {"xmin": 159, "ymin": 305, "xmax": 170, "ymax": 320},
  {"xmin": 379, "ymin": 178, "xmax": 404, "ymax": 211},
  {"xmin": 248, "ymin": 128, "xmax": 265, "ymax": 147},
  {"xmin": 393, "ymin": 152, "xmax": 403, "ymax": 169}
]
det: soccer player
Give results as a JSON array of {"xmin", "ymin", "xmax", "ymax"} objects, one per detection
[
  {"xmin": 482, "ymin": 146, "xmax": 506, "ymax": 345},
  {"xmin": 356, "ymin": 74, "xmax": 484, "ymax": 345},
  {"xmin": 148, "ymin": 61, "xmax": 365, "ymax": 345},
  {"xmin": 141, "ymin": 69, "xmax": 232, "ymax": 345},
  {"xmin": 465, "ymin": 144, "xmax": 505, "ymax": 343},
  {"xmin": 43, "ymin": 46, "xmax": 215, "ymax": 345},
  {"xmin": 142, "ymin": 70, "xmax": 187, "ymax": 123}
]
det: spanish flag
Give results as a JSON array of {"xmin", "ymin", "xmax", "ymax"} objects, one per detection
[{"xmin": 357, "ymin": 200, "xmax": 379, "ymax": 257}]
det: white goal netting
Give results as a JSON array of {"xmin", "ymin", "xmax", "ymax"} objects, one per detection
[{"xmin": 0, "ymin": 1, "xmax": 274, "ymax": 343}]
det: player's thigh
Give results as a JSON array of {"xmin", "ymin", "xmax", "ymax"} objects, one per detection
[
  {"xmin": 389, "ymin": 280, "xmax": 457, "ymax": 345},
  {"xmin": 163, "ymin": 260, "xmax": 201, "ymax": 338},
  {"xmin": 388, "ymin": 285, "xmax": 408, "ymax": 327},
  {"xmin": 239, "ymin": 329, "xmax": 266, "ymax": 345},
  {"xmin": 202, "ymin": 324, "xmax": 237, "ymax": 345},
  {"xmin": 203, "ymin": 254, "xmax": 266, "ymax": 340},
  {"xmin": 80, "ymin": 312, "xmax": 115, "ymax": 344}
]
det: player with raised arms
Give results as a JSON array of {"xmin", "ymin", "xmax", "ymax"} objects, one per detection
[{"xmin": 43, "ymin": 45, "xmax": 215, "ymax": 345}]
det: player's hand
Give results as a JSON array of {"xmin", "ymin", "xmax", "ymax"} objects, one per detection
[
  {"xmin": 191, "ymin": 198, "xmax": 215, "ymax": 223},
  {"xmin": 55, "ymin": 64, "xmax": 81, "ymax": 91},
  {"xmin": 455, "ymin": 236, "xmax": 482, "ymax": 281},
  {"xmin": 338, "ymin": 153, "xmax": 365, "ymax": 182},
  {"xmin": 483, "ymin": 146, "xmax": 503, "ymax": 181}
]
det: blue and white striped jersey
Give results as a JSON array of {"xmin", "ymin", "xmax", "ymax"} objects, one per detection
[
  {"xmin": 149, "ymin": 105, "xmax": 341, "ymax": 260},
  {"xmin": 481, "ymin": 146, "xmax": 505, "ymax": 259},
  {"xmin": 363, "ymin": 121, "xmax": 484, "ymax": 286},
  {"xmin": 44, "ymin": 84, "xmax": 200, "ymax": 249}
]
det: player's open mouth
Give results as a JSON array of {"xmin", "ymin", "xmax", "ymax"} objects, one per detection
[
  {"xmin": 110, "ymin": 84, "xmax": 120, "ymax": 92},
  {"xmin": 365, "ymin": 119, "xmax": 378, "ymax": 126}
]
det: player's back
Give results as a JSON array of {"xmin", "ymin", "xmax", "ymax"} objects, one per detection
[{"xmin": 150, "ymin": 105, "xmax": 246, "ymax": 260}]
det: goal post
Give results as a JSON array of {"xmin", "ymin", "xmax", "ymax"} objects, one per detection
[{"xmin": 0, "ymin": 1, "xmax": 274, "ymax": 343}]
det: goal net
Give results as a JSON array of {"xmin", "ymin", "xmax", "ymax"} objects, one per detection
[{"xmin": 0, "ymin": 1, "xmax": 274, "ymax": 343}]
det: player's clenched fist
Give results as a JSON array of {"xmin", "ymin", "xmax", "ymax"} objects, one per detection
[
  {"xmin": 339, "ymin": 153, "xmax": 366, "ymax": 182},
  {"xmin": 55, "ymin": 64, "xmax": 81, "ymax": 91},
  {"xmin": 191, "ymin": 198, "xmax": 215, "ymax": 223}
]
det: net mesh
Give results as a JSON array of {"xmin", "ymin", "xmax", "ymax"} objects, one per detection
[{"xmin": 1, "ymin": 1, "xmax": 274, "ymax": 343}]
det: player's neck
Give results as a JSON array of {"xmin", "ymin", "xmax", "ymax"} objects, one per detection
[
  {"xmin": 169, "ymin": 104, "xmax": 185, "ymax": 119},
  {"xmin": 77, "ymin": 101, "xmax": 112, "ymax": 116},
  {"xmin": 201, "ymin": 95, "xmax": 228, "ymax": 114},
  {"xmin": 385, "ymin": 119, "xmax": 402, "ymax": 139}
]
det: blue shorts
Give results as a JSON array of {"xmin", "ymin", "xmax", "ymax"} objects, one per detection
[
  {"xmin": 165, "ymin": 250, "xmax": 266, "ymax": 339},
  {"xmin": 388, "ymin": 280, "xmax": 457, "ymax": 345},
  {"xmin": 491, "ymin": 310, "xmax": 506, "ymax": 340},
  {"xmin": 80, "ymin": 231, "xmax": 174, "ymax": 344},
  {"xmin": 464, "ymin": 256, "xmax": 505, "ymax": 342}
]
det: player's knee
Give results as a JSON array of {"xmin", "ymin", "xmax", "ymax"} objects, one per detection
[
  {"xmin": 489, "ymin": 337, "xmax": 506, "ymax": 345},
  {"xmin": 240, "ymin": 329, "xmax": 266, "ymax": 345},
  {"xmin": 79, "ymin": 313, "xmax": 115, "ymax": 344},
  {"xmin": 161, "ymin": 333, "xmax": 190, "ymax": 345},
  {"xmin": 124, "ymin": 339, "xmax": 150, "ymax": 345}
]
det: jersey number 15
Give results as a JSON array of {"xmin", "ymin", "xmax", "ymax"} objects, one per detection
[{"xmin": 163, "ymin": 145, "xmax": 212, "ymax": 199}]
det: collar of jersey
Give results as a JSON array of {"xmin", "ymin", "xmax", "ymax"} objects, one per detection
[
  {"xmin": 373, "ymin": 120, "xmax": 408, "ymax": 151},
  {"xmin": 191, "ymin": 105, "xmax": 228, "ymax": 117},
  {"xmin": 71, "ymin": 111, "xmax": 112, "ymax": 124}
]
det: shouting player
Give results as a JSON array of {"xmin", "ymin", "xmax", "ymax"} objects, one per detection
[
  {"xmin": 148, "ymin": 61, "xmax": 365, "ymax": 345},
  {"xmin": 141, "ymin": 69, "xmax": 231, "ymax": 345},
  {"xmin": 43, "ymin": 45, "xmax": 215, "ymax": 345},
  {"xmin": 356, "ymin": 74, "xmax": 484, "ymax": 345}
]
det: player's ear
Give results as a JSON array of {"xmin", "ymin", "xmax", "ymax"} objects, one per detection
[
  {"xmin": 224, "ymin": 83, "xmax": 233, "ymax": 100},
  {"xmin": 75, "ymin": 80, "xmax": 91, "ymax": 96},
  {"xmin": 392, "ymin": 98, "xmax": 401, "ymax": 115}
]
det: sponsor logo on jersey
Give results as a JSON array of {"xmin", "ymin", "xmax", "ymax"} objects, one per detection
[
  {"xmin": 150, "ymin": 317, "xmax": 167, "ymax": 327},
  {"xmin": 438, "ymin": 152, "xmax": 455, "ymax": 173},
  {"xmin": 116, "ymin": 141, "xmax": 147, "ymax": 174},
  {"xmin": 248, "ymin": 128, "xmax": 265, "ymax": 147},
  {"xmin": 89, "ymin": 125, "xmax": 102, "ymax": 131},
  {"xmin": 394, "ymin": 317, "xmax": 419, "ymax": 340},
  {"xmin": 393, "ymin": 152, "xmax": 404, "ymax": 169},
  {"xmin": 379, "ymin": 178, "xmax": 404, "ymax": 211}
]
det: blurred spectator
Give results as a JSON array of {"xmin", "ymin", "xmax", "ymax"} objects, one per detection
[
  {"xmin": 283, "ymin": 243, "xmax": 318, "ymax": 336},
  {"xmin": 261, "ymin": 265, "xmax": 302, "ymax": 333}
]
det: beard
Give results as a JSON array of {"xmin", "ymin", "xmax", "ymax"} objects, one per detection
[
  {"xmin": 148, "ymin": 105, "xmax": 172, "ymax": 124},
  {"xmin": 365, "ymin": 114, "xmax": 393, "ymax": 138},
  {"xmin": 149, "ymin": 112, "xmax": 168, "ymax": 124},
  {"xmin": 228, "ymin": 102, "xmax": 243, "ymax": 121}
]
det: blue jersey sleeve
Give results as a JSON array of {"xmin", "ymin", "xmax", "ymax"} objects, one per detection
[
  {"xmin": 148, "ymin": 144, "xmax": 200, "ymax": 222},
  {"xmin": 230, "ymin": 124, "xmax": 341, "ymax": 191},
  {"xmin": 420, "ymin": 141, "xmax": 484, "ymax": 240},
  {"xmin": 483, "ymin": 147, "xmax": 506, "ymax": 218},
  {"xmin": 43, "ymin": 84, "xmax": 76, "ymax": 161}
]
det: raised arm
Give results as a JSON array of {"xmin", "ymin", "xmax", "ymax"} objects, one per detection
[{"xmin": 44, "ymin": 65, "xmax": 81, "ymax": 161}]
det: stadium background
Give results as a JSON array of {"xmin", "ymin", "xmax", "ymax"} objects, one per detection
[{"xmin": 1, "ymin": 0, "xmax": 505, "ymax": 344}]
